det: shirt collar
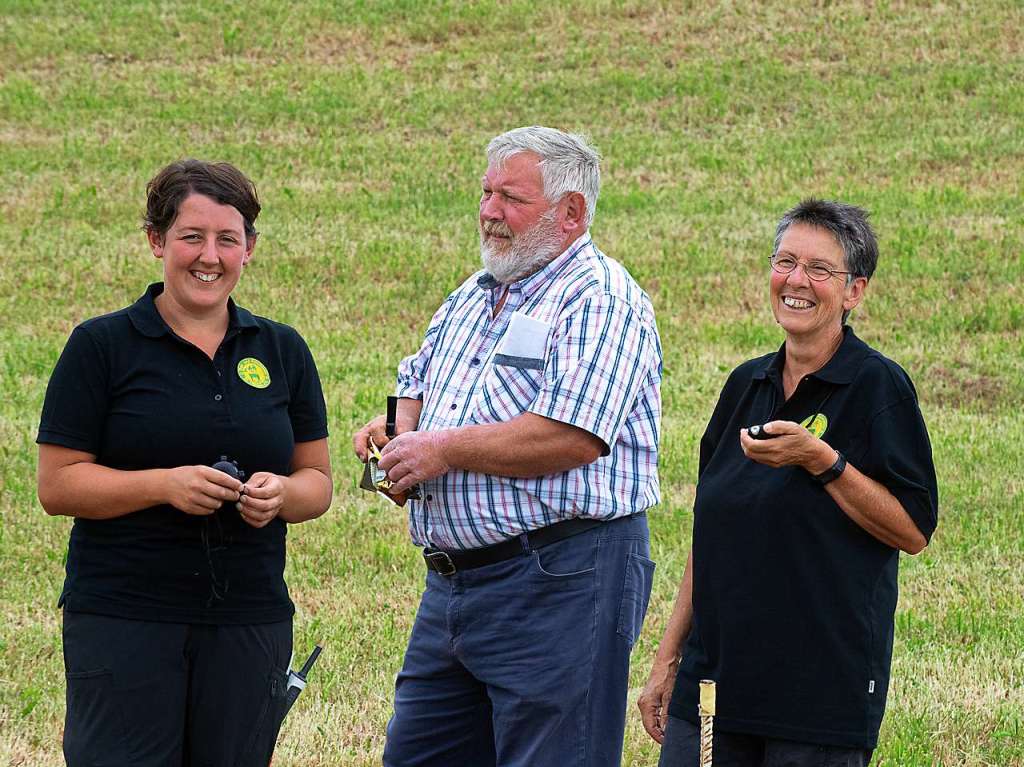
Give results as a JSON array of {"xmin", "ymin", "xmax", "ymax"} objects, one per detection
[
  {"xmin": 752, "ymin": 325, "xmax": 869, "ymax": 385},
  {"xmin": 751, "ymin": 343, "xmax": 785, "ymax": 382},
  {"xmin": 127, "ymin": 282, "xmax": 259, "ymax": 338},
  {"xmin": 476, "ymin": 232, "xmax": 593, "ymax": 301}
]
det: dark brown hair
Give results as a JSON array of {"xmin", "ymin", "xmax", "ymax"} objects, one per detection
[{"xmin": 144, "ymin": 159, "xmax": 260, "ymax": 241}]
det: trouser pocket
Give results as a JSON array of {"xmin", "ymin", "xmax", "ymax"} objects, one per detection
[
  {"xmin": 235, "ymin": 665, "xmax": 290, "ymax": 767},
  {"xmin": 617, "ymin": 552, "xmax": 656, "ymax": 646},
  {"xmin": 64, "ymin": 669, "xmax": 132, "ymax": 766}
]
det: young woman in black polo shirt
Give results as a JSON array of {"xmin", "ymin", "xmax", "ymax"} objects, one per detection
[
  {"xmin": 638, "ymin": 199, "xmax": 938, "ymax": 767},
  {"xmin": 37, "ymin": 160, "xmax": 332, "ymax": 766}
]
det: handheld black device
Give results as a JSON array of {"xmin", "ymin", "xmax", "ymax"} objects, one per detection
[
  {"xmin": 385, "ymin": 395, "xmax": 398, "ymax": 438},
  {"xmin": 212, "ymin": 456, "xmax": 245, "ymax": 482},
  {"xmin": 746, "ymin": 424, "xmax": 778, "ymax": 440},
  {"xmin": 203, "ymin": 456, "xmax": 245, "ymax": 604}
]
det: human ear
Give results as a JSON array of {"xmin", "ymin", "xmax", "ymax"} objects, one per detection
[
  {"xmin": 146, "ymin": 229, "xmax": 164, "ymax": 259},
  {"xmin": 242, "ymin": 233, "xmax": 257, "ymax": 265},
  {"xmin": 561, "ymin": 192, "xmax": 587, "ymax": 232},
  {"xmin": 843, "ymin": 276, "xmax": 868, "ymax": 311}
]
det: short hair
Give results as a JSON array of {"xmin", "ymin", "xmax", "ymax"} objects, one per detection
[
  {"xmin": 144, "ymin": 159, "xmax": 260, "ymax": 242},
  {"xmin": 773, "ymin": 198, "xmax": 878, "ymax": 281},
  {"xmin": 486, "ymin": 126, "xmax": 601, "ymax": 227},
  {"xmin": 773, "ymin": 199, "xmax": 878, "ymax": 324}
]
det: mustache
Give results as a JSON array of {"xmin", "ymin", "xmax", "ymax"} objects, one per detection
[{"xmin": 481, "ymin": 220, "xmax": 513, "ymax": 238}]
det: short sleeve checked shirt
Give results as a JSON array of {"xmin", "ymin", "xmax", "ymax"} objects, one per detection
[{"xmin": 396, "ymin": 234, "xmax": 662, "ymax": 550}]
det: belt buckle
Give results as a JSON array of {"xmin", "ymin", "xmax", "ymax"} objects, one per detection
[{"xmin": 425, "ymin": 550, "xmax": 457, "ymax": 576}]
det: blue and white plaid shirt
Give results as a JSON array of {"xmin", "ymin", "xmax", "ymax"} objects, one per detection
[{"xmin": 396, "ymin": 234, "xmax": 662, "ymax": 549}]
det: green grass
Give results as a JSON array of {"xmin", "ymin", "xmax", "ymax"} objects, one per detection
[{"xmin": 2, "ymin": 1, "xmax": 1022, "ymax": 764}]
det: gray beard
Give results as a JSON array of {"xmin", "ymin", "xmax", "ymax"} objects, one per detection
[{"xmin": 480, "ymin": 213, "xmax": 564, "ymax": 284}]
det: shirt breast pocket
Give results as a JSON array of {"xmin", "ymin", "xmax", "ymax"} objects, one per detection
[{"xmin": 472, "ymin": 356, "xmax": 546, "ymax": 423}]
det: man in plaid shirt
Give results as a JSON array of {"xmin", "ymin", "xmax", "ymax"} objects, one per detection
[{"xmin": 354, "ymin": 126, "xmax": 662, "ymax": 767}]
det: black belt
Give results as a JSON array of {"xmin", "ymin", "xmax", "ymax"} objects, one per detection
[{"xmin": 423, "ymin": 517, "xmax": 604, "ymax": 576}]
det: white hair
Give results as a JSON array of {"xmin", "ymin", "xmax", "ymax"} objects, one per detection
[{"xmin": 486, "ymin": 126, "xmax": 601, "ymax": 227}]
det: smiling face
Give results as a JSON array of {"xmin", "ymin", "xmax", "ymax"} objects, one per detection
[
  {"xmin": 770, "ymin": 223, "xmax": 866, "ymax": 342},
  {"xmin": 148, "ymin": 193, "xmax": 253, "ymax": 320}
]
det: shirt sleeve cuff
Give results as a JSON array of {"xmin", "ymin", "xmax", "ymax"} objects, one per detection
[
  {"xmin": 395, "ymin": 379, "xmax": 425, "ymax": 400},
  {"xmin": 293, "ymin": 426, "xmax": 330, "ymax": 443},
  {"xmin": 36, "ymin": 428, "xmax": 98, "ymax": 454},
  {"xmin": 892, "ymin": 485, "xmax": 938, "ymax": 543},
  {"xmin": 527, "ymin": 401, "xmax": 612, "ymax": 456}
]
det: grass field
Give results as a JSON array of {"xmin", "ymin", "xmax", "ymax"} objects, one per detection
[{"xmin": 2, "ymin": 1, "xmax": 1022, "ymax": 764}]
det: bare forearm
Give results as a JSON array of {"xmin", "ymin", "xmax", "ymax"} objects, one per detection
[
  {"xmin": 742, "ymin": 426, "xmax": 928, "ymax": 555},
  {"xmin": 396, "ymin": 397, "xmax": 422, "ymax": 434},
  {"xmin": 638, "ymin": 547, "xmax": 693, "ymax": 743},
  {"xmin": 824, "ymin": 461, "xmax": 927, "ymax": 553},
  {"xmin": 277, "ymin": 467, "xmax": 333, "ymax": 523},
  {"xmin": 40, "ymin": 462, "xmax": 170, "ymax": 519},
  {"xmin": 378, "ymin": 411, "xmax": 603, "ymax": 493},
  {"xmin": 654, "ymin": 547, "xmax": 695, "ymax": 664},
  {"xmin": 440, "ymin": 413, "xmax": 603, "ymax": 478}
]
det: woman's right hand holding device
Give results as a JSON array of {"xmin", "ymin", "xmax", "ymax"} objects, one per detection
[{"xmin": 163, "ymin": 465, "xmax": 243, "ymax": 516}]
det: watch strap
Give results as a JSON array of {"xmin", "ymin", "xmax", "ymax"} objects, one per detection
[{"xmin": 813, "ymin": 450, "xmax": 846, "ymax": 485}]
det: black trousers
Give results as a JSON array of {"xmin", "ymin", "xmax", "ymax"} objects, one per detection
[
  {"xmin": 62, "ymin": 610, "xmax": 292, "ymax": 767},
  {"xmin": 658, "ymin": 716, "xmax": 873, "ymax": 767}
]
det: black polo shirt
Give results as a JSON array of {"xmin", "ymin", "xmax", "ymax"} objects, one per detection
[
  {"xmin": 669, "ymin": 326, "xmax": 938, "ymax": 748},
  {"xmin": 38, "ymin": 283, "xmax": 328, "ymax": 625}
]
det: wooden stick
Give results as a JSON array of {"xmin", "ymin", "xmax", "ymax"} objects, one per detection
[{"xmin": 699, "ymin": 679, "xmax": 716, "ymax": 767}]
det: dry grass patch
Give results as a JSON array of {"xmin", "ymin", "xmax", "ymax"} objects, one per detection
[{"xmin": 918, "ymin": 364, "xmax": 1012, "ymax": 411}]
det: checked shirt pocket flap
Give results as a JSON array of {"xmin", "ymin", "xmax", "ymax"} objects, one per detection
[
  {"xmin": 617, "ymin": 553, "xmax": 656, "ymax": 646},
  {"xmin": 494, "ymin": 311, "xmax": 549, "ymax": 370}
]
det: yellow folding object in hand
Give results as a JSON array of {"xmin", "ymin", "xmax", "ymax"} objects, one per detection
[
  {"xmin": 358, "ymin": 437, "xmax": 421, "ymax": 504},
  {"xmin": 368, "ymin": 438, "xmax": 393, "ymax": 491}
]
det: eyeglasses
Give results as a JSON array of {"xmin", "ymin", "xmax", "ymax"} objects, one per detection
[{"xmin": 769, "ymin": 254, "xmax": 852, "ymax": 282}]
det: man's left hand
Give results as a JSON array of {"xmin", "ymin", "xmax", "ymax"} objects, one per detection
[
  {"xmin": 739, "ymin": 420, "xmax": 835, "ymax": 474},
  {"xmin": 237, "ymin": 472, "xmax": 288, "ymax": 528},
  {"xmin": 378, "ymin": 431, "xmax": 452, "ymax": 494}
]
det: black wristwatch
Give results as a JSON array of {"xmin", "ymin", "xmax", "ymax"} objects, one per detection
[{"xmin": 812, "ymin": 450, "xmax": 847, "ymax": 485}]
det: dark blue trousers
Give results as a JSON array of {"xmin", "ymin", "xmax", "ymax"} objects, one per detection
[{"xmin": 383, "ymin": 513, "xmax": 655, "ymax": 767}]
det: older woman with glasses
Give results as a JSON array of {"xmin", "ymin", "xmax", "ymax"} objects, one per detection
[{"xmin": 638, "ymin": 199, "xmax": 938, "ymax": 766}]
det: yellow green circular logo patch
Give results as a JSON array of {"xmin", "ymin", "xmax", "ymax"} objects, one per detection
[
  {"xmin": 800, "ymin": 413, "xmax": 829, "ymax": 439},
  {"xmin": 237, "ymin": 357, "xmax": 271, "ymax": 389}
]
